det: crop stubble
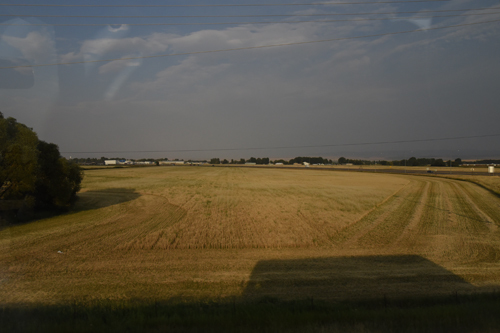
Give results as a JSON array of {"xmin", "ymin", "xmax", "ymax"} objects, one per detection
[{"xmin": 1, "ymin": 167, "xmax": 500, "ymax": 303}]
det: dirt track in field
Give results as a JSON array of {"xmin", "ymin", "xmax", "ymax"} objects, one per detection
[{"xmin": 1, "ymin": 167, "xmax": 500, "ymax": 304}]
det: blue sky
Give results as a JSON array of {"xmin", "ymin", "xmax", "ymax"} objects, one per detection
[{"xmin": 1, "ymin": 0, "xmax": 500, "ymax": 160}]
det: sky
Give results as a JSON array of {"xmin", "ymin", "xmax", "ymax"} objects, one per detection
[{"xmin": 1, "ymin": 0, "xmax": 499, "ymax": 161}]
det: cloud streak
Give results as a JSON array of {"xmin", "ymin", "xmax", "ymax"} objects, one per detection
[{"xmin": 2, "ymin": 0, "xmax": 500, "ymax": 159}]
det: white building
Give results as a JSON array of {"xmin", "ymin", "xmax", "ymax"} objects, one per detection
[{"xmin": 159, "ymin": 160, "xmax": 185, "ymax": 165}]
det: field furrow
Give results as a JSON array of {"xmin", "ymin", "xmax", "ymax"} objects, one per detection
[
  {"xmin": 328, "ymin": 181, "xmax": 413, "ymax": 245},
  {"xmin": 2, "ymin": 167, "xmax": 500, "ymax": 304},
  {"xmin": 329, "ymin": 179, "xmax": 426, "ymax": 248},
  {"xmin": 355, "ymin": 179, "xmax": 427, "ymax": 248},
  {"xmin": 393, "ymin": 180, "xmax": 436, "ymax": 249}
]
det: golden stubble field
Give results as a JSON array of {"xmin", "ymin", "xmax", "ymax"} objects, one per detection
[{"xmin": 1, "ymin": 166, "xmax": 500, "ymax": 304}]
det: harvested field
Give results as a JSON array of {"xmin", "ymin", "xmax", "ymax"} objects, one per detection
[{"xmin": 1, "ymin": 166, "xmax": 500, "ymax": 304}]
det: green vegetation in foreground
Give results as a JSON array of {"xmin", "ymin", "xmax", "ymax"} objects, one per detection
[
  {"xmin": 0, "ymin": 113, "xmax": 83, "ymax": 225},
  {"xmin": 3, "ymin": 292, "xmax": 500, "ymax": 333}
]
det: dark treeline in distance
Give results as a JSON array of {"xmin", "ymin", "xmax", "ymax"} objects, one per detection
[
  {"xmin": 338, "ymin": 157, "xmax": 463, "ymax": 166},
  {"xmin": 209, "ymin": 157, "xmax": 332, "ymax": 165},
  {"xmin": 71, "ymin": 157, "xmax": 169, "ymax": 165},
  {"xmin": 207, "ymin": 157, "xmax": 471, "ymax": 166},
  {"xmin": 184, "ymin": 156, "xmax": 468, "ymax": 166},
  {"xmin": 71, "ymin": 156, "xmax": 496, "ymax": 167},
  {"xmin": 469, "ymin": 159, "xmax": 500, "ymax": 165},
  {"xmin": 367, "ymin": 157, "xmax": 463, "ymax": 167}
]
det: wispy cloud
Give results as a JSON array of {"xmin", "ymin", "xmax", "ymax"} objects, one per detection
[
  {"xmin": 2, "ymin": 31, "xmax": 56, "ymax": 64},
  {"xmin": 98, "ymin": 59, "xmax": 141, "ymax": 74}
]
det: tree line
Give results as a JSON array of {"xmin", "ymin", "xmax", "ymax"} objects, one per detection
[
  {"xmin": 70, "ymin": 157, "xmax": 174, "ymax": 165},
  {"xmin": 207, "ymin": 156, "xmax": 464, "ymax": 166},
  {"xmin": 209, "ymin": 157, "xmax": 270, "ymax": 165},
  {"xmin": 0, "ymin": 113, "xmax": 83, "ymax": 222},
  {"xmin": 72, "ymin": 155, "xmax": 469, "ymax": 167},
  {"xmin": 338, "ymin": 157, "xmax": 462, "ymax": 167},
  {"xmin": 208, "ymin": 157, "xmax": 334, "ymax": 165}
]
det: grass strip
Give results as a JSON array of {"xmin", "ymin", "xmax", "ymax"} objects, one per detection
[{"xmin": 3, "ymin": 292, "xmax": 500, "ymax": 332}]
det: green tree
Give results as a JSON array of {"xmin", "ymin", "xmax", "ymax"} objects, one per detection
[
  {"xmin": 272, "ymin": 159, "xmax": 288, "ymax": 165},
  {"xmin": 338, "ymin": 157, "xmax": 347, "ymax": 164},
  {"xmin": 431, "ymin": 159, "xmax": 446, "ymax": 167},
  {"xmin": 0, "ymin": 113, "xmax": 39, "ymax": 201},
  {"xmin": 408, "ymin": 157, "xmax": 418, "ymax": 166},
  {"xmin": 34, "ymin": 141, "xmax": 82, "ymax": 208},
  {"xmin": 1, "ymin": 113, "xmax": 83, "ymax": 213}
]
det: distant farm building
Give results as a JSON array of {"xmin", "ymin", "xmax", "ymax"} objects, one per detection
[
  {"xmin": 104, "ymin": 160, "xmax": 117, "ymax": 165},
  {"xmin": 159, "ymin": 161, "xmax": 185, "ymax": 165}
]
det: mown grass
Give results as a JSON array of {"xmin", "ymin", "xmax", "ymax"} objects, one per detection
[
  {"xmin": 436, "ymin": 174, "xmax": 500, "ymax": 198},
  {"xmin": 2, "ymin": 166, "xmax": 500, "ymax": 324},
  {"xmin": 3, "ymin": 292, "xmax": 500, "ymax": 333}
]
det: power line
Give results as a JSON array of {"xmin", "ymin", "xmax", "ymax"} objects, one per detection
[
  {"xmin": 2, "ymin": 12, "xmax": 499, "ymax": 26},
  {"xmin": 2, "ymin": 7, "xmax": 496, "ymax": 18},
  {"xmin": 0, "ymin": 1, "xmax": 451, "ymax": 8},
  {"xmin": 61, "ymin": 134, "xmax": 500, "ymax": 154},
  {"xmin": 1, "ymin": 18, "xmax": 498, "ymax": 70},
  {"xmin": 0, "ymin": 20, "xmax": 500, "ymax": 69}
]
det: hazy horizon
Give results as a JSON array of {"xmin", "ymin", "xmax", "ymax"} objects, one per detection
[{"xmin": 1, "ymin": 0, "xmax": 499, "ymax": 161}]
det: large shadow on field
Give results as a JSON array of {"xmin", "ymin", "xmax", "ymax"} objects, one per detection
[
  {"xmin": 72, "ymin": 188, "xmax": 141, "ymax": 212},
  {"xmin": 1, "ymin": 189, "xmax": 141, "ymax": 227},
  {"xmin": 243, "ymin": 255, "xmax": 477, "ymax": 301}
]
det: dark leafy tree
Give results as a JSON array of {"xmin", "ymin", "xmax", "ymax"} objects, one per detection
[
  {"xmin": 0, "ymin": 114, "xmax": 83, "ymax": 213},
  {"xmin": 34, "ymin": 141, "xmax": 82, "ymax": 208},
  {"xmin": 431, "ymin": 159, "xmax": 446, "ymax": 167},
  {"xmin": 0, "ymin": 114, "xmax": 39, "ymax": 201},
  {"xmin": 408, "ymin": 157, "xmax": 418, "ymax": 166}
]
